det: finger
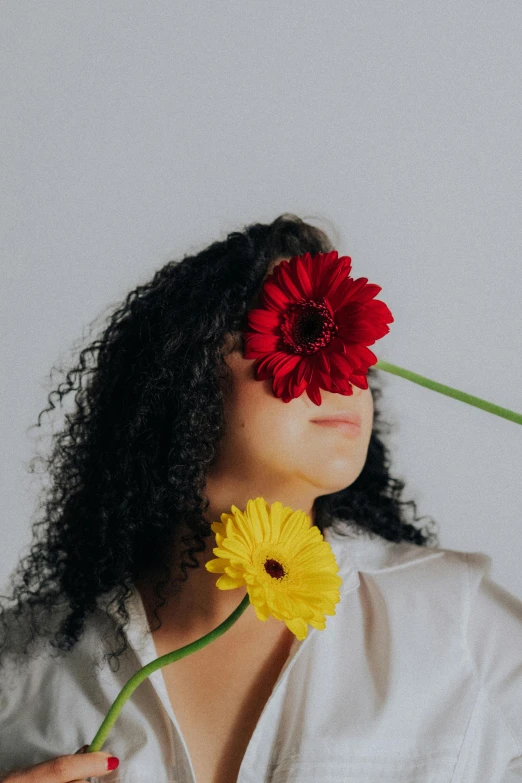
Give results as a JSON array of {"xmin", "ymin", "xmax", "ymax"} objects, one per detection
[
  {"xmin": 72, "ymin": 744, "xmax": 91, "ymax": 781},
  {"xmin": 9, "ymin": 751, "xmax": 118, "ymax": 782}
]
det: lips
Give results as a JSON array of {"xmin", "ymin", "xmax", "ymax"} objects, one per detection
[{"xmin": 310, "ymin": 413, "xmax": 362, "ymax": 427}]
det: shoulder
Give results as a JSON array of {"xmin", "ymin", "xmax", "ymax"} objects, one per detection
[
  {"xmin": 339, "ymin": 529, "xmax": 522, "ymax": 754},
  {"xmin": 328, "ymin": 521, "xmax": 491, "ymax": 583},
  {"xmin": 327, "ymin": 523, "xmax": 501, "ymax": 631},
  {"xmin": 462, "ymin": 551, "xmax": 522, "ymax": 756}
]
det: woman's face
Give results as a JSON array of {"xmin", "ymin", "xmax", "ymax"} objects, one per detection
[
  {"xmin": 213, "ymin": 342, "xmax": 374, "ymax": 503},
  {"xmin": 203, "ymin": 256, "xmax": 375, "ymax": 522}
]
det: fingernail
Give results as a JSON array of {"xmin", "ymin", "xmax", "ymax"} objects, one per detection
[{"xmin": 107, "ymin": 756, "xmax": 120, "ymax": 771}]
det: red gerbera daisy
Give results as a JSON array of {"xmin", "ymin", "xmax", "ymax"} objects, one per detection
[{"xmin": 242, "ymin": 250, "xmax": 394, "ymax": 405}]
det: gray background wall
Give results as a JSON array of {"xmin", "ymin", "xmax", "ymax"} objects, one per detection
[{"xmin": 1, "ymin": 2, "xmax": 521, "ymax": 599}]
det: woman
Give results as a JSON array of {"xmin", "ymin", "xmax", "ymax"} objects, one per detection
[{"xmin": 1, "ymin": 214, "xmax": 521, "ymax": 782}]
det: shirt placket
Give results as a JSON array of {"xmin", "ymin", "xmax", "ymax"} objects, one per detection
[
  {"xmin": 123, "ymin": 534, "xmax": 360, "ymax": 783},
  {"xmin": 237, "ymin": 556, "xmax": 361, "ymax": 783}
]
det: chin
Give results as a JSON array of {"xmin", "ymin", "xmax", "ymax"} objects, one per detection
[{"xmin": 313, "ymin": 477, "xmax": 357, "ymax": 495}]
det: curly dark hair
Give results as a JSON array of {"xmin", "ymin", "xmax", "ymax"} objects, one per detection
[{"xmin": 0, "ymin": 213, "xmax": 438, "ymax": 669}]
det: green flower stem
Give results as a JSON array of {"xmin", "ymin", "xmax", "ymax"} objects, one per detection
[
  {"xmin": 375, "ymin": 360, "xmax": 522, "ymax": 426},
  {"xmin": 88, "ymin": 593, "xmax": 251, "ymax": 752}
]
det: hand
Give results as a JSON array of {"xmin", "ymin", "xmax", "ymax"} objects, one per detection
[{"xmin": 0, "ymin": 745, "xmax": 119, "ymax": 782}]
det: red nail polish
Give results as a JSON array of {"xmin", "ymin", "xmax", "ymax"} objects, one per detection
[{"xmin": 107, "ymin": 756, "xmax": 120, "ymax": 771}]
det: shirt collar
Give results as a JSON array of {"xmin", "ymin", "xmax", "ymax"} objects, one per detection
[
  {"xmin": 95, "ymin": 522, "xmax": 363, "ymax": 736},
  {"xmin": 100, "ymin": 519, "xmax": 363, "ymax": 651},
  {"xmin": 322, "ymin": 522, "xmax": 361, "ymax": 596}
]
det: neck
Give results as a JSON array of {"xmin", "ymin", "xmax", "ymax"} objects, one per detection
[{"xmin": 136, "ymin": 484, "xmax": 318, "ymax": 638}]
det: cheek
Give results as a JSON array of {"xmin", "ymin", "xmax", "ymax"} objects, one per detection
[
  {"xmin": 225, "ymin": 353, "xmax": 374, "ymax": 458},
  {"xmin": 364, "ymin": 389, "xmax": 374, "ymax": 432},
  {"xmin": 229, "ymin": 376, "xmax": 304, "ymax": 451},
  {"xmin": 238, "ymin": 385, "xmax": 300, "ymax": 438}
]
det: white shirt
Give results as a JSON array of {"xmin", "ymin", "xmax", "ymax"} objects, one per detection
[{"xmin": 1, "ymin": 523, "xmax": 522, "ymax": 782}]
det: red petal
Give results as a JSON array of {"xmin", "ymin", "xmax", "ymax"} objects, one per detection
[
  {"xmin": 332, "ymin": 378, "xmax": 355, "ymax": 395},
  {"xmin": 336, "ymin": 313, "xmax": 379, "ymax": 343},
  {"xmin": 281, "ymin": 364, "xmax": 312, "ymax": 400},
  {"xmin": 306, "ymin": 356, "xmax": 328, "ymax": 388},
  {"xmin": 350, "ymin": 374, "xmax": 369, "ymax": 390},
  {"xmin": 308, "ymin": 251, "xmax": 335, "ymax": 291},
  {"xmin": 300, "ymin": 253, "xmax": 316, "ymax": 290},
  {"xmin": 306, "ymin": 382, "xmax": 323, "ymax": 406},
  {"xmin": 297, "ymin": 262, "xmax": 314, "ymax": 299},
  {"xmin": 316, "ymin": 256, "xmax": 352, "ymax": 300},
  {"xmin": 307, "ymin": 254, "xmax": 323, "ymax": 290},
  {"xmin": 324, "ymin": 272, "xmax": 355, "ymax": 311},
  {"xmin": 254, "ymin": 352, "xmax": 289, "ymax": 377},
  {"xmin": 252, "ymin": 360, "xmax": 273, "ymax": 380},
  {"xmin": 322, "ymin": 336, "xmax": 345, "ymax": 355},
  {"xmin": 367, "ymin": 299, "xmax": 394, "ymax": 323},
  {"xmin": 316, "ymin": 260, "xmax": 345, "ymax": 298},
  {"xmin": 243, "ymin": 333, "xmax": 279, "ymax": 356},
  {"xmin": 316, "ymin": 368, "xmax": 333, "ymax": 388},
  {"xmin": 270, "ymin": 352, "xmax": 301, "ymax": 377},
  {"xmin": 260, "ymin": 277, "xmax": 293, "ymax": 311},
  {"xmin": 295, "ymin": 358, "xmax": 312, "ymax": 386},
  {"xmin": 336, "ymin": 301, "xmax": 390, "ymax": 343},
  {"xmin": 317, "ymin": 351, "xmax": 331, "ymax": 374},
  {"xmin": 247, "ymin": 308, "xmax": 281, "ymax": 334},
  {"xmin": 328, "ymin": 351, "xmax": 355, "ymax": 376},
  {"xmin": 347, "ymin": 343, "xmax": 378, "ymax": 367},
  {"xmin": 353, "ymin": 281, "xmax": 382, "ymax": 304},
  {"xmin": 344, "ymin": 277, "xmax": 370, "ymax": 300},
  {"xmin": 276, "ymin": 261, "xmax": 309, "ymax": 301},
  {"xmin": 273, "ymin": 372, "xmax": 289, "ymax": 398},
  {"xmin": 273, "ymin": 357, "xmax": 305, "ymax": 400},
  {"xmin": 291, "ymin": 375, "xmax": 310, "ymax": 399}
]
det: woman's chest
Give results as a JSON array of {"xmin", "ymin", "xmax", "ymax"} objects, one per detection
[{"xmin": 153, "ymin": 620, "xmax": 296, "ymax": 783}]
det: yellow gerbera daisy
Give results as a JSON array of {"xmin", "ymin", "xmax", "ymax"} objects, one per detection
[{"xmin": 204, "ymin": 497, "xmax": 343, "ymax": 640}]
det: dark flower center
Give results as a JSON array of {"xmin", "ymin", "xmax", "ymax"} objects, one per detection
[
  {"xmin": 280, "ymin": 297, "xmax": 338, "ymax": 354},
  {"xmin": 264, "ymin": 558, "xmax": 286, "ymax": 580}
]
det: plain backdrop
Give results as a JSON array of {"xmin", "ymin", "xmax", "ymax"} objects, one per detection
[{"xmin": 1, "ymin": 2, "xmax": 521, "ymax": 601}]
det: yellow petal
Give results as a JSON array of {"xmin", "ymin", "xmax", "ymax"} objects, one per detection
[
  {"xmin": 246, "ymin": 497, "xmax": 268, "ymax": 543},
  {"xmin": 279, "ymin": 512, "xmax": 310, "ymax": 552},
  {"xmin": 246, "ymin": 584, "xmax": 265, "ymax": 601},
  {"xmin": 216, "ymin": 573, "xmax": 245, "ymax": 590},
  {"xmin": 252, "ymin": 602, "xmax": 270, "ymax": 622},
  {"xmin": 206, "ymin": 496, "xmax": 342, "ymax": 636},
  {"xmin": 205, "ymin": 558, "xmax": 228, "ymax": 573},
  {"xmin": 231, "ymin": 506, "xmax": 256, "ymax": 549},
  {"xmin": 273, "ymin": 594, "xmax": 315, "ymax": 621},
  {"xmin": 224, "ymin": 565, "xmax": 244, "ymax": 579},
  {"xmin": 212, "ymin": 538, "xmax": 250, "ymax": 560},
  {"xmin": 285, "ymin": 616, "xmax": 309, "ymax": 640},
  {"xmin": 268, "ymin": 501, "xmax": 283, "ymax": 540}
]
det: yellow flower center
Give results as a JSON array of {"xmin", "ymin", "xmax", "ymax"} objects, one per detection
[{"xmin": 264, "ymin": 557, "xmax": 287, "ymax": 580}]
